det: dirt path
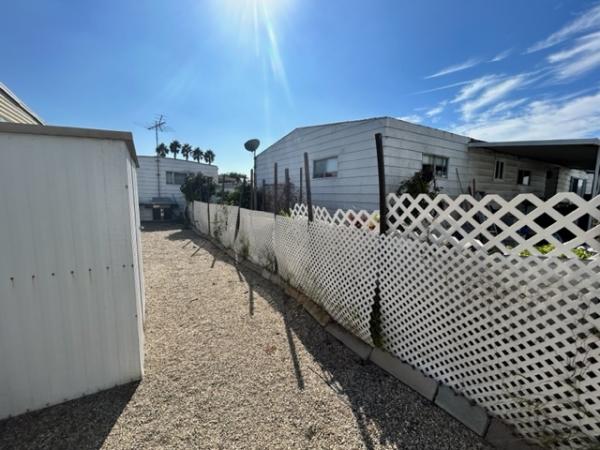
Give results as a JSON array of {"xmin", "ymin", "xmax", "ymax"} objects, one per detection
[{"xmin": 0, "ymin": 226, "xmax": 492, "ymax": 449}]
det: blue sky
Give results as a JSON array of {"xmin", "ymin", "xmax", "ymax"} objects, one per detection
[{"xmin": 3, "ymin": 0, "xmax": 600, "ymax": 173}]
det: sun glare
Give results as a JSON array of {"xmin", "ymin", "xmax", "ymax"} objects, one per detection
[{"xmin": 214, "ymin": 0, "xmax": 293, "ymax": 102}]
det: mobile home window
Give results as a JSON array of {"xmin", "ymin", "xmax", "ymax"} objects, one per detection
[
  {"xmin": 166, "ymin": 171, "xmax": 189, "ymax": 185},
  {"xmin": 313, "ymin": 157, "xmax": 338, "ymax": 178},
  {"xmin": 517, "ymin": 169, "xmax": 531, "ymax": 186},
  {"xmin": 422, "ymin": 154, "xmax": 448, "ymax": 178},
  {"xmin": 494, "ymin": 160, "xmax": 505, "ymax": 180},
  {"xmin": 569, "ymin": 177, "xmax": 587, "ymax": 196}
]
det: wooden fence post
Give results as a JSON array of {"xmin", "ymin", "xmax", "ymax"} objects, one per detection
[
  {"xmin": 250, "ymin": 169, "xmax": 254, "ymax": 210},
  {"xmin": 221, "ymin": 175, "xmax": 225, "ymax": 205},
  {"xmin": 253, "ymin": 165, "xmax": 258, "ymax": 212},
  {"xmin": 375, "ymin": 133, "xmax": 387, "ymax": 235},
  {"xmin": 284, "ymin": 168, "xmax": 290, "ymax": 213},
  {"xmin": 303, "ymin": 153, "xmax": 313, "ymax": 222},
  {"xmin": 273, "ymin": 163, "xmax": 278, "ymax": 217},
  {"xmin": 206, "ymin": 187, "xmax": 211, "ymax": 236},
  {"xmin": 299, "ymin": 167, "xmax": 303, "ymax": 204},
  {"xmin": 234, "ymin": 178, "xmax": 244, "ymax": 240}
]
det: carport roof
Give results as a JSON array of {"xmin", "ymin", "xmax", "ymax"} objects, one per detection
[{"xmin": 468, "ymin": 139, "xmax": 600, "ymax": 171}]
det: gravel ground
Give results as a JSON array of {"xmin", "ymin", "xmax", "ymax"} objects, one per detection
[{"xmin": 0, "ymin": 225, "xmax": 493, "ymax": 450}]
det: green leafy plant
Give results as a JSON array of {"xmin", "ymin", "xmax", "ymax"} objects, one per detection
[
  {"xmin": 397, "ymin": 170, "xmax": 440, "ymax": 197},
  {"xmin": 180, "ymin": 173, "xmax": 216, "ymax": 202},
  {"xmin": 519, "ymin": 243, "xmax": 595, "ymax": 260}
]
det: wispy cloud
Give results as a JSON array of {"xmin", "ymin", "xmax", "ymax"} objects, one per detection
[
  {"xmin": 397, "ymin": 114, "xmax": 423, "ymax": 123},
  {"xmin": 490, "ymin": 49, "xmax": 511, "ymax": 62},
  {"xmin": 547, "ymin": 31, "xmax": 600, "ymax": 79},
  {"xmin": 425, "ymin": 101, "xmax": 447, "ymax": 117},
  {"xmin": 527, "ymin": 3, "xmax": 600, "ymax": 53},
  {"xmin": 455, "ymin": 90, "xmax": 600, "ymax": 140},
  {"xmin": 451, "ymin": 75, "xmax": 499, "ymax": 103},
  {"xmin": 412, "ymin": 79, "xmax": 474, "ymax": 95},
  {"xmin": 458, "ymin": 74, "xmax": 528, "ymax": 120},
  {"xmin": 425, "ymin": 58, "xmax": 480, "ymax": 79}
]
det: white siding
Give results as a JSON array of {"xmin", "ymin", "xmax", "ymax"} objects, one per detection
[
  {"xmin": 0, "ymin": 89, "xmax": 41, "ymax": 125},
  {"xmin": 137, "ymin": 155, "xmax": 218, "ymax": 210},
  {"xmin": 257, "ymin": 117, "xmax": 594, "ymax": 211},
  {"xmin": 0, "ymin": 131, "xmax": 143, "ymax": 419},
  {"xmin": 256, "ymin": 118, "xmax": 387, "ymax": 211}
]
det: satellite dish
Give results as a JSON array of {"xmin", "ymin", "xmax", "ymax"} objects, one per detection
[{"xmin": 244, "ymin": 139, "xmax": 260, "ymax": 152}]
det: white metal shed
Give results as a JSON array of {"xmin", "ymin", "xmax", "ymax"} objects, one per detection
[{"xmin": 0, "ymin": 123, "xmax": 145, "ymax": 419}]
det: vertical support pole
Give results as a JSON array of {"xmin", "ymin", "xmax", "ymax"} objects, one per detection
[
  {"xmin": 273, "ymin": 163, "xmax": 278, "ymax": 217},
  {"xmin": 253, "ymin": 153, "xmax": 258, "ymax": 212},
  {"xmin": 303, "ymin": 153, "xmax": 313, "ymax": 222},
  {"xmin": 299, "ymin": 167, "xmax": 303, "ymax": 204},
  {"xmin": 285, "ymin": 168, "xmax": 290, "ymax": 213},
  {"xmin": 221, "ymin": 175, "xmax": 225, "ymax": 205},
  {"xmin": 234, "ymin": 178, "xmax": 244, "ymax": 240},
  {"xmin": 375, "ymin": 133, "xmax": 387, "ymax": 235},
  {"xmin": 588, "ymin": 146, "xmax": 600, "ymax": 229},
  {"xmin": 261, "ymin": 179, "xmax": 266, "ymax": 211},
  {"xmin": 592, "ymin": 146, "xmax": 600, "ymax": 197},
  {"xmin": 250, "ymin": 169, "xmax": 254, "ymax": 210},
  {"xmin": 206, "ymin": 186, "xmax": 211, "ymax": 236}
]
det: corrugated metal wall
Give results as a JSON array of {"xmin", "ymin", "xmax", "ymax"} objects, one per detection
[{"xmin": 0, "ymin": 131, "xmax": 144, "ymax": 419}]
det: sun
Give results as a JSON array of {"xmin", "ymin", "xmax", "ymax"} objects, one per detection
[{"xmin": 212, "ymin": 0, "xmax": 293, "ymax": 101}]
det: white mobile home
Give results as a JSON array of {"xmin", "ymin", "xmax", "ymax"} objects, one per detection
[
  {"xmin": 0, "ymin": 82, "xmax": 44, "ymax": 125},
  {"xmin": 255, "ymin": 117, "xmax": 599, "ymax": 211},
  {"xmin": 0, "ymin": 123, "xmax": 144, "ymax": 419},
  {"xmin": 137, "ymin": 155, "xmax": 218, "ymax": 221}
]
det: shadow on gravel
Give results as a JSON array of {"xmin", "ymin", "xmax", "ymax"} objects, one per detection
[
  {"xmin": 167, "ymin": 228, "xmax": 490, "ymax": 450},
  {"xmin": 0, "ymin": 382, "xmax": 138, "ymax": 450}
]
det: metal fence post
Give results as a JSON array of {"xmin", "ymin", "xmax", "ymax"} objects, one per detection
[
  {"xmin": 375, "ymin": 133, "xmax": 387, "ymax": 235},
  {"xmin": 273, "ymin": 163, "xmax": 278, "ymax": 217},
  {"xmin": 285, "ymin": 168, "xmax": 290, "ymax": 213},
  {"xmin": 303, "ymin": 153, "xmax": 313, "ymax": 222}
]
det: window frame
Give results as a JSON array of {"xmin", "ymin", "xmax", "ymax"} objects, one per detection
[
  {"xmin": 517, "ymin": 169, "xmax": 532, "ymax": 186},
  {"xmin": 313, "ymin": 156, "xmax": 338, "ymax": 179},
  {"xmin": 166, "ymin": 171, "xmax": 189, "ymax": 185},
  {"xmin": 422, "ymin": 153, "xmax": 449, "ymax": 179}
]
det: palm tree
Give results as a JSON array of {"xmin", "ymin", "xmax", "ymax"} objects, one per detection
[
  {"xmin": 204, "ymin": 149, "xmax": 215, "ymax": 165},
  {"xmin": 192, "ymin": 147, "xmax": 203, "ymax": 163},
  {"xmin": 169, "ymin": 140, "xmax": 181, "ymax": 159},
  {"xmin": 181, "ymin": 143, "xmax": 192, "ymax": 161},
  {"xmin": 156, "ymin": 143, "xmax": 168, "ymax": 158}
]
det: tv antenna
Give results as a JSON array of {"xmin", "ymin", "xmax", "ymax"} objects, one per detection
[{"xmin": 146, "ymin": 114, "xmax": 169, "ymax": 149}]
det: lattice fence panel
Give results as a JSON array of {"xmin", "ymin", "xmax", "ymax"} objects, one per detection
[
  {"xmin": 192, "ymin": 197, "xmax": 600, "ymax": 448},
  {"xmin": 386, "ymin": 193, "xmax": 600, "ymax": 258},
  {"xmin": 274, "ymin": 217, "xmax": 378, "ymax": 343},
  {"xmin": 192, "ymin": 201, "xmax": 209, "ymax": 235},
  {"xmin": 237, "ymin": 209, "xmax": 276, "ymax": 269},
  {"xmin": 377, "ymin": 235, "xmax": 600, "ymax": 448},
  {"xmin": 209, "ymin": 204, "xmax": 237, "ymax": 249},
  {"xmin": 291, "ymin": 204, "xmax": 380, "ymax": 232}
]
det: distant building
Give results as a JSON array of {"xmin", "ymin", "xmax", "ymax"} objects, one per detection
[
  {"xmin": 256, "ymin": 117, "xmax": 599, "ymax": 211},
  {"xmin": 0, "ymin": 82, "xmax": 44, "ymax": 125},
  {"xmin": 137, "ymin": 155, "xmax": 218, "ymax": 221}
]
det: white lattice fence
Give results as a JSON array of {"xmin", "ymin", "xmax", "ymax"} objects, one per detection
[
  {"xmin": 274, "ymin": 217, "xmax": 378, "ymax": 342},
  {"xmin": 192, "ymin": 197, "xmax": 600, "ymax": 448},
  {"xmin": 376, "ymin": 234, "xmax": 600, "ymax": 447},
  {"xmin": 193, "ymin": 201, "xmax": 209, "ymax": 234},
  {"xmin": 386, "ymin": 193, "xmax": 600, "ymax": 258},
  {"xmin": 291, "ymin": 204, "xmax": 380, "ymax": 232},
  {"xmin": 236, "ymin": 209, "xmax": 276, "ymax": 269}
]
